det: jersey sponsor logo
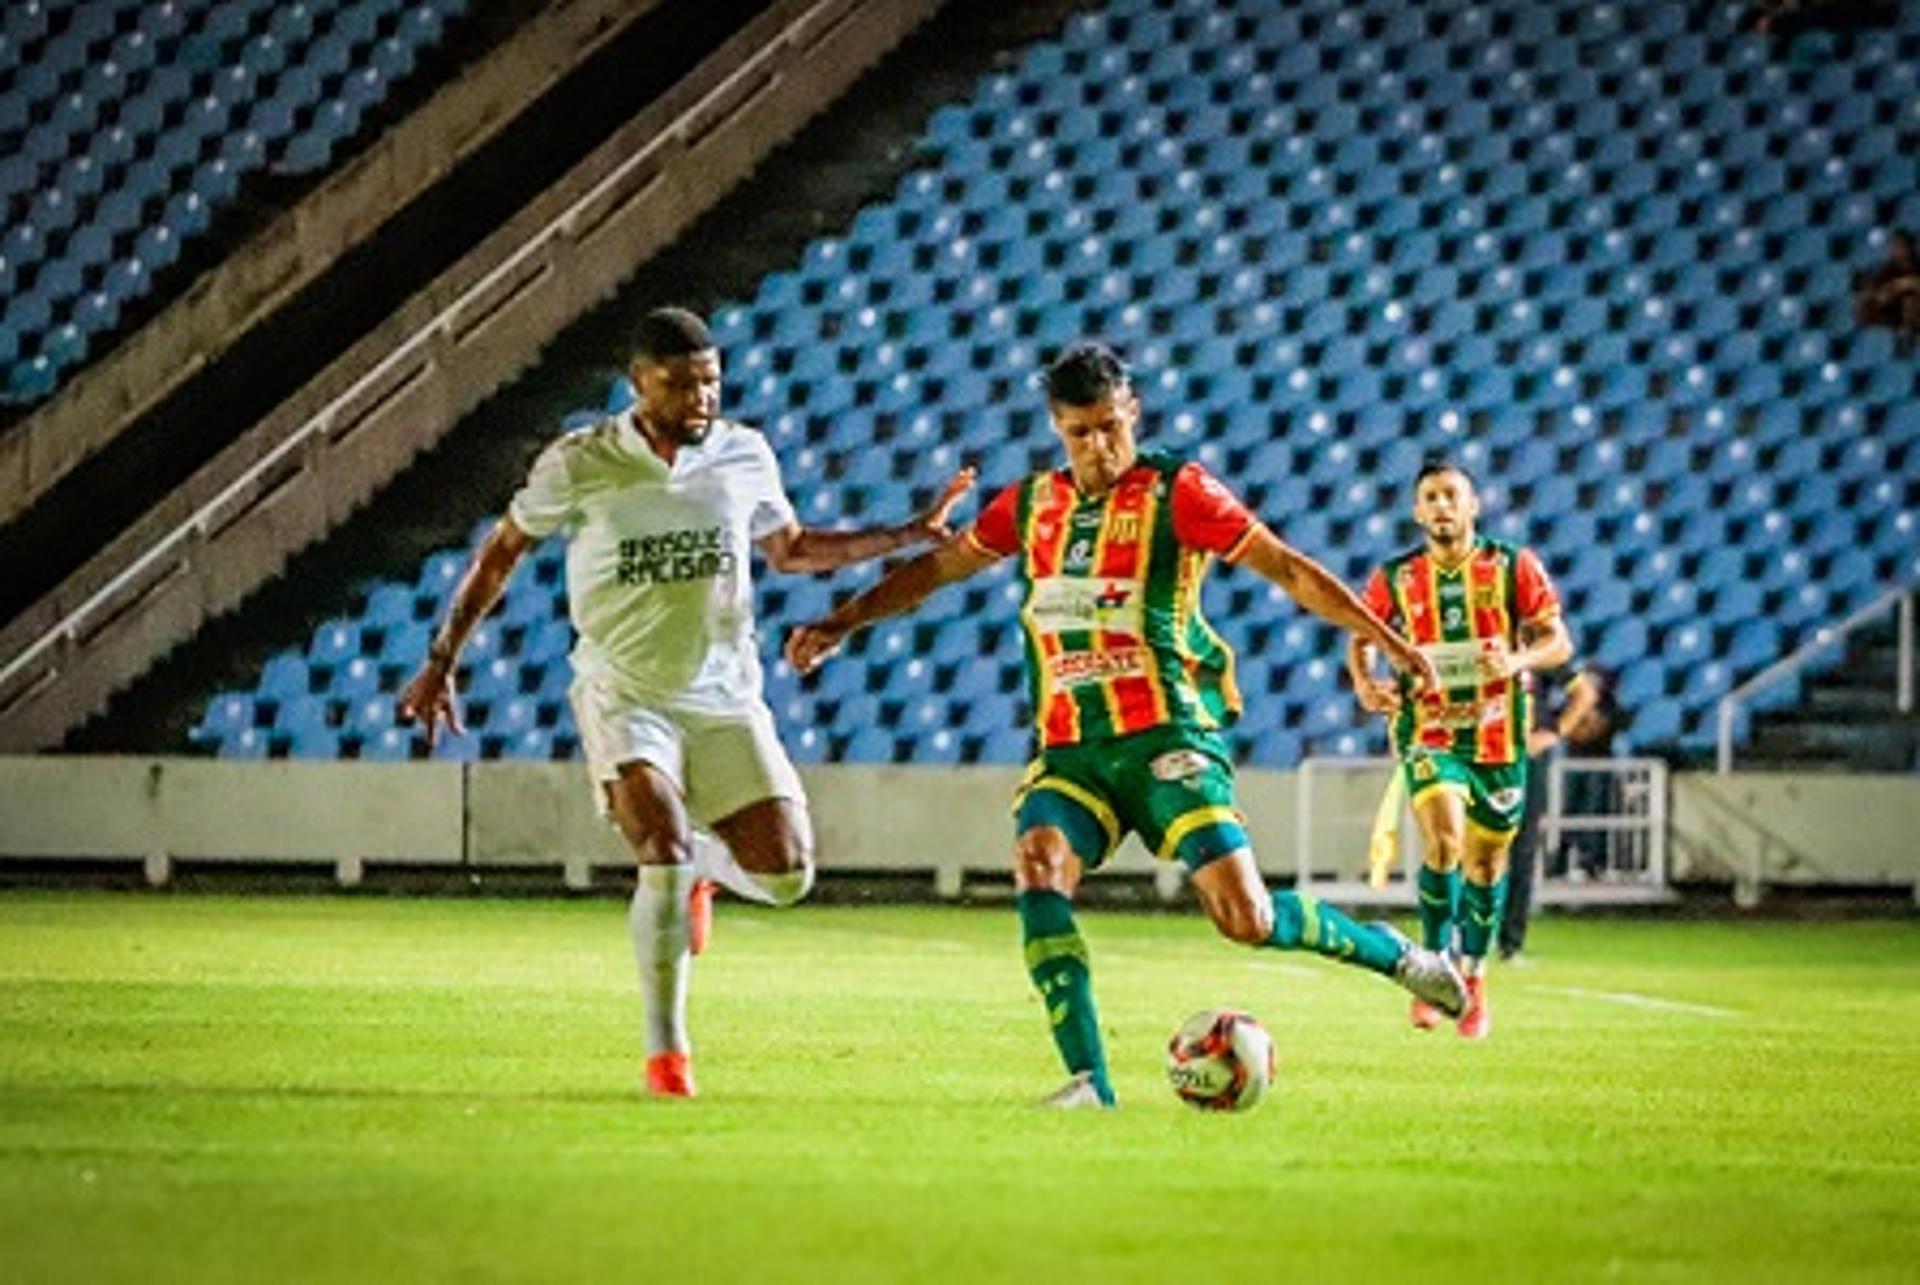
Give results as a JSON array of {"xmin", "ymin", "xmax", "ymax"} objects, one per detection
[
  {"xmin": 1027, "ymin": 576, "xmax": 1147, "ymax": 637},
  {"xmin": 616, "ymin": 528, "xmax": 736, "ymax": 586},
  {"xmin": 1047, "ymin": 646, "xmax": 1151, "ymax": 689},
  {"xmin": 1420, "ymin": 640, "xmax": 1489, "ymax": 690},
  {"xmin": 1487, "ymin": 787, "xmax": 1524, "ymax": 815},
  {"xmin": 1149, "ymin": 749, "xmax": 1210, "ymax": 784}
]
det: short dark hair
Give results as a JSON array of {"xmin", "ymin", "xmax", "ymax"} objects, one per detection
[
  {"xmin": 633, "ymin": 307, "xmax": 714, "ymax": 363},
  {"xmin": 1044, "ymin": 341, "xmax": 1130, "ymax": 406},
  {"xmin": 1415, "ymin": 453, "xmax": 1473, "ymax": 488}
]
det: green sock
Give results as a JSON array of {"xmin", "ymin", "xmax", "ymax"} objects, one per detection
[
  {"xmin": 1417, "ymin": 864, "xmax": 1460, "ymax": 952},
  {"xmin": 1269, "ymin": 890, "xmax": 1404, "ymax": 976},
  {"xmin": 1459, "ymin": 876, "xmax": 1508, "ymax": 960},
  {"xmin": 1017, "ymin": 890, "xmax": 1113, "ymax": 1104}
]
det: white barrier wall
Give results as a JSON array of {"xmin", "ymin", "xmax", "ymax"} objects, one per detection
[{"xmin": 0, "ymin": 758, "xmax": 1915, "ymax": 897}]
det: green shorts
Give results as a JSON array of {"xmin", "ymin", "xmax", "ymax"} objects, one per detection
[
  {"xmin": 1402, "ymin": 748, "xmax": 1528, "ymax": 840},
  {"xmin": 1013, "ymin": 724, "xmax": 1248, "ymax": 872}
]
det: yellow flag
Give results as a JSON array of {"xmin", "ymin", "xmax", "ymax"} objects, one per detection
[{"xmin": 1366, "ymin": 768, "xmax": 1406, "ymax": 889}]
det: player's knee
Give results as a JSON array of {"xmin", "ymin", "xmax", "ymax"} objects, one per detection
[
  {"xmin": 1423, "ymin": 832, "xmax": 1466, "ymax": 871},
  {"xmin": 1013, "ymin": 830, "xmax": 1076, "ymax": 892},
  {"xmin": 1466, "ymin": 847, "xmax": 1510, "ymax": 885},
  {"xmin": 756, "ymin": 859, "xmax": 814, "ymax": 906},
  {"xmin": 1211, "ymin": 899, "xmax": 1272, "ymax": 947}
]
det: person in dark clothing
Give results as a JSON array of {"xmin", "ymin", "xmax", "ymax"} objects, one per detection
[
  {"xmin": 1854, "ymin": 231, "xmax": 1920, "ymax": 356},
  {"xmin": 1499, "ymin": 665, "xmax": 1621, "ymax": 960}
]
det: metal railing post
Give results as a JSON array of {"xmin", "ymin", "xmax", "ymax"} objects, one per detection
[{"xmin": 1899, "ymin": 590, "xmax": 1913, "ymax": 715}]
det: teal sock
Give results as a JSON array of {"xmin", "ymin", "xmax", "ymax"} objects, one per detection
[
  {"xmin": 1459, "ymin": 876, "xmax": 1508, "ymax": 960},
  {"xmin": 1017, "ymin": 890, "xmax": 1113, "ymax": 1104},
  {"xmin": 1416, "ymin": 864, "xmax": 1460, "ymax": 952},
  {"xmin": 1269, "ymin": 890, "xmax": 1405, "ymax": 976}
]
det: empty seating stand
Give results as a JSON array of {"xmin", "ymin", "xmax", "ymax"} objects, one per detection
[
  {"xmin": 192, "ymin": 0, "xmax": 1920, "ymax": 766},
  {"xmin": 0, "ymin": 0, "xmax": 469, "ymax": 405}
]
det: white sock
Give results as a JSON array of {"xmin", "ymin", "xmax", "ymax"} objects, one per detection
[
  {"xmin": 691, "ymin": 832, "xmax": 815, "ymax": 907},
  {"xmin": 630, "ymin": 865, "xmax": 693, "ymax": 1057}
]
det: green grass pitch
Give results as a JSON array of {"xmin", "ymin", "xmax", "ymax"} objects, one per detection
[{"xmin": 2, "ymin": 893, "xmax": 1916, "ymax": 1283}]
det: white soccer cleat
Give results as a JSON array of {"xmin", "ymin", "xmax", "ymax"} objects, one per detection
[
  {"xmin": 1038, "ymin": 1071, "xmax": 1113, "ymax": 1110},
  {"xmin": 1382, "ymin": 924, "xmax": 1469, "ymax": 1019}
]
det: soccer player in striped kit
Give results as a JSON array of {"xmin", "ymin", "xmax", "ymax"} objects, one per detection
[
  {"xmin": 399, "ymin": 307, "xmax": 973, "ymax": 1097},
  {"xmin": 1347, "ymin": 457, "xmax": 1574, "ymax": 1038},
  {"xmin": 786, "ymin": 342, "xmax": 1468, "ymax": 1107}
]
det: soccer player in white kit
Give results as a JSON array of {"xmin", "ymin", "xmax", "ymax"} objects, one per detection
[{"xmin": 399, "ymin": 307, "xmax": 974, "ymax": 1097}]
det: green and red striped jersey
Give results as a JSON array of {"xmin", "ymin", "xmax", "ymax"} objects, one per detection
[
  {"xmin": 965, "ymin": 453, "xmax": 1258, "ymax": 749},
  {"xmin": 1360, "ymin": 537, "xmax": 1562, "ymax": 765}
]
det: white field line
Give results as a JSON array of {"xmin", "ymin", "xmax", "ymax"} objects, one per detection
[
  {"xmin": 1538, "ymin": 985, "xmax": 1738, "ymax": 1019},
  {"xmin": 1243, "ymin": 959, "xmax": 1324, "ymax": 981}
]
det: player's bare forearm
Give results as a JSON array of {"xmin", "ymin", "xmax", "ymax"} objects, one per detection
[
  {"xmin": 1556, "ymin": 669, "xmax": 1599, "ymax": 739},
  {"xmin": 762, "ymin": 467, "xmax": 976, "ymax": 573},
  {"xmin": 1238, "ymin": 529, "xmax": 1402, "ymax": 655},
  {"xmin": 428, "ymin": 518, "xmax": 530, "ymax": 666},
  {"xmin": 1347, "ymin": 636, "xmax": 1378, "ymax": 686},
  {"xmin": 785, "ymin": 539, "xmax": 995, "ymax": 674},
  {"xmin": 769, "ymin": 523, "xmax": 934, "ymax": 574},
  {"xmin": 398, "ymin": 517, "xmax": 529, "ymax": 746}
]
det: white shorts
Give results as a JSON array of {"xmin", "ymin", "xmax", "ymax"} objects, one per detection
[{"xmin": 570, "ymin": 681, "xmax": 806, "ymax": 828}]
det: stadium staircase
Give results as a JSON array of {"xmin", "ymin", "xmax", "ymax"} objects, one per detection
[
  {"xmin": 3, "ymin": 0, "xmax": 955, "ymax": 751},
  {"xmin": 26, "ymin": 0, "xmax": 1920, "ymax": 771},
  {"xmin": 1744, "ymin": 616, "xmax": 1920, "ymax": 770}
]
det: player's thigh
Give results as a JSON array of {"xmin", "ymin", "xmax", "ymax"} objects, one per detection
[
  {"xmin": 711, "ymin": 797, "xmax": 813, "ymax": 875},
  {"xmin": 680, "ymin": 704, "xmax": 807, "ymax": 837},
  {"xmin": 605, "ymin": 761, "xmax": 694, "ymax": 867},
  {"xmin": 571, "ymin": 684, "xmax": 693, "ymax": 866},
  {"xmin": 1460, "ymin": 761, "xmax": 1526, "ymax": 880},
  {"xmin": 1408, "ymin": 764, "xmax": 1470, "ymax": 871},
  {"xmin": 1011, "ymin": 756, "xmax": 1113, "ymax": 893},
  {"xmin": 1122, "ymin": 732, "xmax": 1249, "ymax": 872},
  {"xmin": 1188, "ymin": 848, "xmax": 1273, "ymax": 946}
]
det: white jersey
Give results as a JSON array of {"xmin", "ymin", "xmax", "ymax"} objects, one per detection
[{"xmin": 508, "ymin": 412, "xmax": 796, "ymax": 715}]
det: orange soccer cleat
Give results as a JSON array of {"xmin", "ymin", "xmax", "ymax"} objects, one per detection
[
  {"xmin": 1457, "ymin": 975, "xmax": 1491, "ymax": 1040},
  {"xmin": 645, "ymin": 1052, "xmax": 696, "ymax": 1098},
  {"xmin": 1410, "ymin": 998, "xmax": 1444, "ymax": 1030}
]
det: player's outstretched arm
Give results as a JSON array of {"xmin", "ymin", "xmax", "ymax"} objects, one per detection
[
  {"xmin": 785, "ymin": 537, "xmax": 998, "ymax": 675},
  {"xmin": 397, "ymin": 517, "xmax": 533, "ymax": 747},
  {"xmin": 759, "ymin": 468, "xmax": 976, "ymax": 574},
  {"xmin": 1233, "ymin": 527, "xmax": 1439, "ymax": 691}
]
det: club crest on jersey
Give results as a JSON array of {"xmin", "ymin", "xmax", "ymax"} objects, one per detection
[
  {"xmin": 1109, "ymin": 513, "xmax": 1141, "ymax": 543},
  {"xmin": 1488, "ymin": 787, "xmax": 1524, "ymax": 815},
  {"xmin": 1473, "ymin": 584, "xmax": 1501, "ymax": 609},
  {"xmin": 1150, "ymin": 749, "xmax": 1210, "ymax": 784}
]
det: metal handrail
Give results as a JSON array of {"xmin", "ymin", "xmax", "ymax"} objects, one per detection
[
  {"xmin": 0, "ymin": 0, "xmax": 843, "ymax": 700},
  {"xmin": 1716, "ymin": 583, "xmax": 1915, "ymax": 774}
]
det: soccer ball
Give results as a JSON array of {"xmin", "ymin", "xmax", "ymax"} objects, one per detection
[{"xmin": 1165, "ymin": 1009, "xmax": 1277, "ymax": 1112}]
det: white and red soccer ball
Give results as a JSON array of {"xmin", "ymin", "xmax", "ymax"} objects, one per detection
[{"xmin": 1165, "ymin": 1009, "xmax": 1277, "ymax": 1112}]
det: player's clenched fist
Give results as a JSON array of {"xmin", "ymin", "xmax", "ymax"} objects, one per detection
[{"xmin": 784, "ymin": 620, "xmax": 847, "ymax": 676}]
